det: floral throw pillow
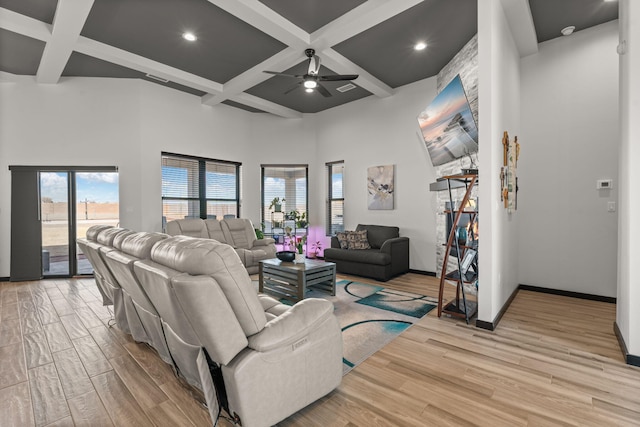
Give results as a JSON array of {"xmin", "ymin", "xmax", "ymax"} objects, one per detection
[{"xmin": 346, "ymin": 230, "xmax": 371, "ymax": 250}]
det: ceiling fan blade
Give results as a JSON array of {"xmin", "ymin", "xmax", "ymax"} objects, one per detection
[
  {"xmin": 318, "ymin": 74, "xmax": 359, "ymax": 82},
  {"xmin": 284, "ymin": 82, "xmax": 302, "ymax": 95},
  {"xmin": 315, "ymin": 83, "xmax": 332, "ymax": 98},
  {"xmin": 263, "ymin": 71, "xmax": 304, "ymax": 78}
]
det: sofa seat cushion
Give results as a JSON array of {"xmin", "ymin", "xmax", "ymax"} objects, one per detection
[{"xmin": 324, "ymin": 248, "xmax": 391, "ymax": 266}]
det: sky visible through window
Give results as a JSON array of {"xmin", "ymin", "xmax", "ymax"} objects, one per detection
[{"xmin": 40, "ymin": 172, "xmax": 119, "ymax": 203}]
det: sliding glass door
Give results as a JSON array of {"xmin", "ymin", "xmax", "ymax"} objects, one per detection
[
  {"xmin": 40, "ymin": 172, "xmax": 71, "ymax": 276},
  {"xmin": 75, "ymin": 172, "xmax": 119, "ymax": 274},
  {"xmin": 39, "ymin": 169, "xmax": 119, "ymax": 277}
]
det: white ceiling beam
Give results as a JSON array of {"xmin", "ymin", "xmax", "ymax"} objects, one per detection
[
  {"xmin": 37, "ymin": 0, "xmax": 95, "ymax": 84},
  {"xmin": 233, "ymin": 92, "xmax": 302, "ymax": 119},
  {"xmin": 206, "ymin": 0, "xmax": 309, "ymax": 48},
  {"xmin": 320, "ymin": 48, "xmax": 394, "ymax": 98},
  {"xmin": 500, "ymin": 0, "xmax": 538, "ymax": 57},
  {"xmin": 202, "ymin": 47, "xmax": 302, "ymax": 106},
  {"xmin": 0, "ymin": 71, "xmax": 36, "ymax": 83},
  {"xmin": 311, "ymin": 0, "xmax": 423, "ymax": 50},
  {"xmin": 0, "ymin": 7, "xmax": 51, "ymax": 42},
  {"xmin": 74, "ymin": 36, "xmax": 223, "ymax": 94}
]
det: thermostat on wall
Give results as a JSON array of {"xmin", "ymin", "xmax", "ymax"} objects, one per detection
[{"xmin": 597, "ymin": 179, "xmax": 613, "ymax": 189}]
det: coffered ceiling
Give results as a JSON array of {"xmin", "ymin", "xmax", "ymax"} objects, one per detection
[{"xmin": 0, "ymin": 0, "xmax": 618, "ymax": 118}]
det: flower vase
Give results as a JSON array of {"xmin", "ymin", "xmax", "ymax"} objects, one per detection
[{"xmin": 294, "ymin": 253, "xmax": 305, "ymax": 263}]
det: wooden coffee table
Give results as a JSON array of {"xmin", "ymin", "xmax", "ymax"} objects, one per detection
[{"xmin": 259, "ymin": 258, "xmax": 336, "ymax": 303}]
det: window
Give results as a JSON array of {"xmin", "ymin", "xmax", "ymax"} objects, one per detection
[
  {"xmin": 162, "ymin": 152, "xmax": 241, "ymax": 228},
  {"xmin": 327, "ymin": 161, "xmax": 344, "ymax": 235},
  {"xmin": 262, "ymin": 165, "xmax": 308, "ymax": 236}
]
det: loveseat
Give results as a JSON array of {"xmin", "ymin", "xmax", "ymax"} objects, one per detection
[
  {"xmin": 165, "ymin": 217, "xmax": 276, "ymax": 274},
  {"xmin": 323, "ymin": 224, "xmax": 410, "ymax": 281},
  {"xmin": 78, "ymin": 225, "xmax": 343, "ymax": 427}
]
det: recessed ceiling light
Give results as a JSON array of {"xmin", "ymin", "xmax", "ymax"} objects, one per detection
[
  {"xmin": 561, "ymin": 26, "xmax": 575, "ymax": 36},
  {"xmin": 414, "ymin": 42, "xmax": 427, "ymax": 51},
  {"xmin": 183, "ymin": 32, "xmax": 197, "ymax": 42},
  {"xmin": 305, "ymin": 88, "xmax": 314, "ymax": 93}
]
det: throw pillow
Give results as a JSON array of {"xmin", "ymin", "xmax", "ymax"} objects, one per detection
[
  {"xmin": 335, "ymin": 231, "xmax": 349, "ymax": 249},
  {"xmin": 347, "ymin": 230, "xmax": 371, "ymax": 250}
]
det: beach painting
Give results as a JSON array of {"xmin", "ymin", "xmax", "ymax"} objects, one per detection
[
  {"xmin": 367, "ymin": 165, "xmax": 394, "ymax": 210},
  {"xmin": 417, "ymin": 75, "xmax": 478, "ymax": 166}
]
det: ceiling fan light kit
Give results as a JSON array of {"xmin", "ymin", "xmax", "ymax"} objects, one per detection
[{"xmin": 263, "ymin": 49, "xmax": 359, "ymax": 98}]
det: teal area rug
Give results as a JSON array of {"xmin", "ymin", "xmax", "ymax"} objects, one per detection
[
  {"xmin": 334, "ymin": 280, "xmax": 437, "ymax": 373},
  {"xmin": 265, "ymin": 279, "xmax": 437, "ymax": 374}
]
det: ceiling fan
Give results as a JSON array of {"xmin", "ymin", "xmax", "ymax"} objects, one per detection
[{"xmin": 263, "ymin": 48, "xmax": 358, "ymax": 97}]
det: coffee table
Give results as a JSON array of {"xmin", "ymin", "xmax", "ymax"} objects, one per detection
[{"xmin": 259, "ymin": 258, "xmax": 336, "ymax": 303}]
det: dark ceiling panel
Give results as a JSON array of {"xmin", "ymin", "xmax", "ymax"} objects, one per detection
[
  {"xmin": 81, "ymin": 0, "xmax": 287, "ymax": 83},
  {"xmin": 0, "ymin": 0, "xmax": 58, "ymax": 24},
  {"xmin": 63, "ymin": 52, "xmax": 207, "ymax": 97},
  {"xmin": 0, "ymin": 29, "xmax": 45, "ymax": 75},
  {"xmin": 529, "ymin": 0, "xmax": 618, "ymax": 43},
  {"xmin": 259, "ymin": 0, "xmax": 366, "ymax": 33},
  {"xmin": 246, "ymin": 61, "xmax": 371, "ymax": 114},
  {"xmin": 333, "ymin": 0, "xmax": 477, "ymax": 88}
]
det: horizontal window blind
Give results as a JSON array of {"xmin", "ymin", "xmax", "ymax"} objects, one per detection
[
  {"xmin": 162, "ymin": 153, "xmax": 240, "ymax": 227},
  {"xmin": 327, "ymin": 161, "xmax": 344, "ymax": 235}
]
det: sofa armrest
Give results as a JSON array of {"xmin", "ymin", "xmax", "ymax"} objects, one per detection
[
  {"xmin": 247, "ymin": 298, "xmax": 334, "ymax": 352},
  {"xmin": 380, "ymin": 236, "xmax": 410, "ymax": 276},
  {"xmin": 379, "ymin": 236, "xmax": 409, "ymax": 253},
  {"xmin": 252, "ymin": 238, "xmax": 275, "ymax": 247}
]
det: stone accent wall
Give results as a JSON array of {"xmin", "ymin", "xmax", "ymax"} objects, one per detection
[{"xmin": 433, "ymin": 34, "xmax": 479, "ymax": 278}]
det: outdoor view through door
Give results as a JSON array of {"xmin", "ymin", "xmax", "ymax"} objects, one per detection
[{"xmin": 40, "ymin": 171, "xmax": 119, "ymax": 276}]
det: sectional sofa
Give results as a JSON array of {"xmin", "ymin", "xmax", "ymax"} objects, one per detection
[
  {"xmin": 77, "ymin": 225, "xmax": 342, "ymax": 427},
  {"xmin": 165, "ymin": 218, "xmax": 276, "ymax": 274}
]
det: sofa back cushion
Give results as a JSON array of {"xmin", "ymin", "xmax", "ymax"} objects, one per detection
[
  {"xmin": 150, "ymin": 236, "xmax": 267, "ymax": 336},
  {"xmin": 204, "ymin": 219, "xmax": 227, "ymax": 243},
  {"xmin": 97, "ymin": 227, "xmax": 129, "ymax": 246},
  {"xmin": 165, "ymin": 218, "xmax": 207, "ymax": 238},
  {"xmin": 86, "ymin": 224, "xmax": 112, "ymax": 241},
  {"xmin": 356, "ymin": 224, "xmax": 399, "ymax": 249},
  {"xmin": 133, "ymin": 259, "xmax": 248, "ymax": 365},
  {"xmin": 221, "ymin": 218, "xmax": 256, "ymax": 249}
]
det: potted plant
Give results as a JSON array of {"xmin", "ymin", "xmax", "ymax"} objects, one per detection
[
  {"xmin": 289, "ymin": 210, "xmax": 308, "ymax": 229},
  {"xmin": 309, "ymin": 240, "xmax": 323, "ymax": 259},
  {"xmin": 269, "ymin": 197, "xmax": 285, "ymax": 212}
]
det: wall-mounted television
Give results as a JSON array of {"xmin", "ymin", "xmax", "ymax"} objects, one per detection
[{"xmin": 417, "ymin": 75, "xmax": 478, "ymax": 167}]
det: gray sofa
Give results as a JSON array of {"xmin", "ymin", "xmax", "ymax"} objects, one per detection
[{"xmin": 324, "ymin": 224, "xmax": 409, "ymax": 282}]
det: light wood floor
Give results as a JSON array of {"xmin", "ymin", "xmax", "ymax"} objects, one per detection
[{"xmin": 1, "ymin": 273, "xmax": 638, "ymax": 426}]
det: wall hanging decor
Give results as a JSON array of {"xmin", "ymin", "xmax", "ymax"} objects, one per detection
[
  {"xmin": 367, "ymin": 165, "xmax": 394, "ymax": 210},
  {"xmin": 500, "ymin": 131, "xmax": 520, "ymax": 213}
]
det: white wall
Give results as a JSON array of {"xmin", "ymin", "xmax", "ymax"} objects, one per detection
[
  {"xmin": 313, "ymin": 77, "xmax": 439, "ymax": 272},
  {"xmin": 617, "ymin": 0, "xmax": 640, "ymax": 356},
  {"xmin": 0, "ymin": 77, "xmax": 309, "ymax": 277},
  {"xmin": 519, "ymin": 21, "xmax": 619, "ymax": 297},
  {"xmin": 477, "ymin": 0, "xmax": 521, "ymax": 323}
]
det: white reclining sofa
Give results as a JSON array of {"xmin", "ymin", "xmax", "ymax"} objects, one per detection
[
  {"xmin": 78, "ymin": 226, "xmax": 343, "ymax": 427},
  {"xmin": 165, "ymin": 218, "xmax": 276, "ymax": 274}
]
